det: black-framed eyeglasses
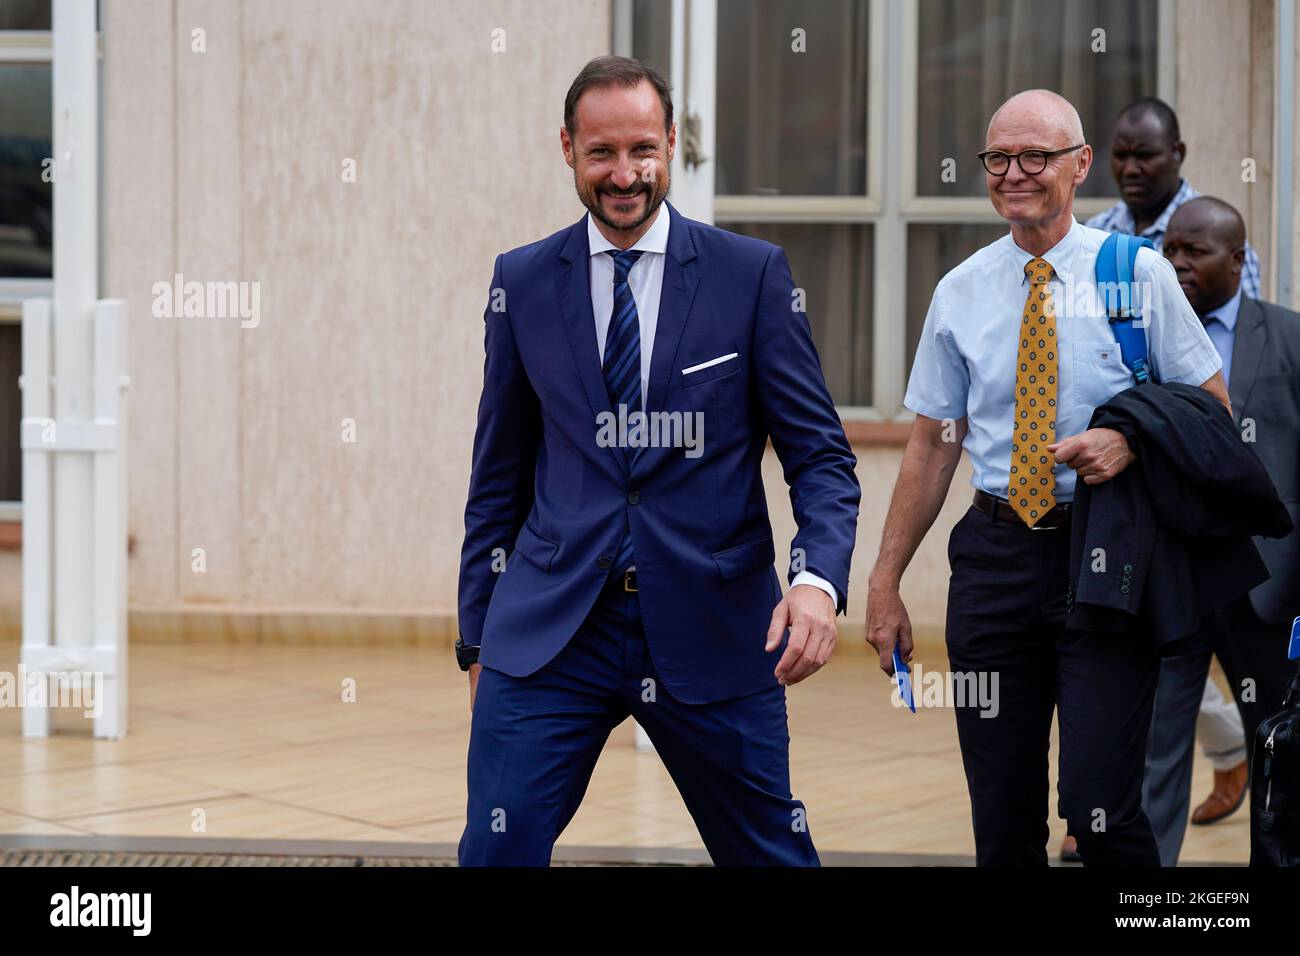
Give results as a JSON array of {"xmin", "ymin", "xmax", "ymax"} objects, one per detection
[{"xmin": 978, "ymin": 144, "xmax": 1084, "ymax": 176}]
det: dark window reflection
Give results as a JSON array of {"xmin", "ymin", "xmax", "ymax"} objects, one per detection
[
  {"xmin": 0, "ymin": 0, "xmax": 51, "ymax": 30},
  {"xmin": 717, "ymin": 0, "xmax": 868, "ymax": 196},
  {"xmin": 721, "ymin": 221, "xmax": 874, "ymax": 406},
  {"xmin": 0, "ymin": 65, "xmax": 53, "ymax": 278},
  {"xmin": 0, "ymin": 321, "xmax": 18, "ymax": 501},
  {"xmin": 916, "ymin": 0, "xmax": 1158, "ymax": 199}
]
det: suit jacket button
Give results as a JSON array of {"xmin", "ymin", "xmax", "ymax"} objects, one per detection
[
  {"xmin": 597, "ymin": 556, "xmax": 612, "ymax": 569},
  {"xmin": 627, "ymin": 491, "xmax": 641, "ymax": 505}
]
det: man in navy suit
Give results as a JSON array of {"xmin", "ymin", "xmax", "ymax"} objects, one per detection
[{"xmin": 455, "ymin": 56, "xmax": 860, "ymax": 866}]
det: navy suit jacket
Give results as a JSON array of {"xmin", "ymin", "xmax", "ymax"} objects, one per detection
[
  {"xmin": 1066, "ymin": 382, "xmax": 1292, "ymax": 648},
  {"xmin": 457, "ymin": 202, "xmax": 860, "ymax": 704}
]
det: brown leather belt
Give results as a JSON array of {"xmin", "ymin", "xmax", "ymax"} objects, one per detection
[{"xmin": 973, "ymin": 489, "xmax": 1072, "ymax": 530}]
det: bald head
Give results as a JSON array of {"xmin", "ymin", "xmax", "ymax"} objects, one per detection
[
  {"xmin": 987, "ymin": 89, "xmax": 1085, "ymax": 147},
  {"xmin": 983, "ymin": 90, "xmax": 1091, "ymax": 240},
  {"xmin": 1167, "ymin": 196, "xmax": 1246, "ymax": 250},
  {"xmin": 1163, "ymin": 197, "xmax": 1247, "ymax": 315}
]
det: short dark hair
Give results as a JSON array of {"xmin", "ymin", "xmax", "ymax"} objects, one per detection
[
  {"xmin": 564, "ymin": 55, "xmax": 673, "ymax": 138},
  {"xmin": 1117, "ymin": 96, "xmax": 1181, "ymax": 145}
]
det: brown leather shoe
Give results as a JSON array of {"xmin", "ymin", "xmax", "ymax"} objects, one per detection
[
  {"xmin": 1191, "ymin": 761, "xmax": 1248, "ymax": 825},
  {"xmin": 1059, "ymin": 834, "xmax": 1081, "ymax": 862}
]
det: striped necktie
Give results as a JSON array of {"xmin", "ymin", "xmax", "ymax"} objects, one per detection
[{"xmin": 605, "ymin": 248, "xmax": 643, "ymax": 572}]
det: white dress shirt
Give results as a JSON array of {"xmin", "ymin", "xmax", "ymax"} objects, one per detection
[
  {"xmin": 586, "ymin": 204, "xmax": 839, "ymax": 608},
  {"xmin": 905, "ymin": 218, "xmax": 1223, "ymax": 503},
  {"xmin": 588, "ymin": 203, "xmax": 669, "ymax": 408}
]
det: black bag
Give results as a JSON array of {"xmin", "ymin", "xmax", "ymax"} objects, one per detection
[{"xmin": 1251, "ymin": 670, "xmax": 1300, "ymax": 866}]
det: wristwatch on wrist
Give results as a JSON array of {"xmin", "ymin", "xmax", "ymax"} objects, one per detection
[{"xmin": 454, "ymin": 636, "xmax": 480, "ymax": 672}]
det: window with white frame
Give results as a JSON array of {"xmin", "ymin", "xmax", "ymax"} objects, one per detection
[{"xmin": 625, "ymin": 0, "xmax": 1168, "ymax": 419}]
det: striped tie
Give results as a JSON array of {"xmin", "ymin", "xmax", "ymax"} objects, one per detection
[{"xmin": 605, "ymin": 248, "xmax": 643, "ymax": 573}]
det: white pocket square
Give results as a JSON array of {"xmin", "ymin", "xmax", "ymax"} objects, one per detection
[{"xmin": 681, "ymin": 352, "xmax": 739, "ymax": 376}]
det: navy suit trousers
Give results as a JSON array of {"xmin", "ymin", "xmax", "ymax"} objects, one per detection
[{"xmin": 458, "ymin": 577, "xmax": 819, "ymax": 867}]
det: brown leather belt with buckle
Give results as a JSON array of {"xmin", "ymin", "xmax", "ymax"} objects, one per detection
[
  {"xmin": 621, "ymin": 568, "xmax": 637, "ymax": 592},
  {"xmin": 973, "ymin": 489, "xmax": 1071, "ymax": 530}
]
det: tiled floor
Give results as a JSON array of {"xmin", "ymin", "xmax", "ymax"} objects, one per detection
[{"xmin": 0, "ymin": 639, "xmax": 1250, "ymax": 863}]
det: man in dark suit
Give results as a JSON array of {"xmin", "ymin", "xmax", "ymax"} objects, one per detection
[
  {"xmin": 1142, "ymin": 196, "xmax": 1300, "ymax": 865},
  {"xmin": 456, "ymin": 56, "xmax": 860, "ymax": 866}
]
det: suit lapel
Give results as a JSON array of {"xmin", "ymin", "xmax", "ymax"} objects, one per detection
[
  {"xmin": 646, "ymin": 202, "xmax": 701, "ymax": 416},
  {"xmin": 1229, "ymin": 295, "xmax": 1267, "ymax": 418}
]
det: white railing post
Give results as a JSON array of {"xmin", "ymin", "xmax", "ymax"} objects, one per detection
[
  {"xmin": 18, "ymin": 1, "xmax": 128, "ymax": 739},
  {"xmin": 20, "ymin": 298, "xmax": 129, "ymax": 739},
  {"xmin": 92, "ymin": 300, "xmax": 129, "ymax": 738},
  {"xmin": 19, "ymin": 299, "xmax": 52, "ymax": 738}
]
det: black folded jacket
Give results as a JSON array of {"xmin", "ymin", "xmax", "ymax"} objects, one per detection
[{"xmin": 1066, "ymin": 381, "xmax": 1294, "ymax": 648}]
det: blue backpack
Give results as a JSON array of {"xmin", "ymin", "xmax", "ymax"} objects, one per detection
[{"xmin": 1096, "ymin": 232, "xmax": 1157, "ymax": 384}]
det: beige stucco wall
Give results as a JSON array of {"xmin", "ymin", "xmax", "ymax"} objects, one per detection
[
  {"xmin": 95, "ymin": 0, "xmax": 612, "ymax": 626},
  {"xmin": 1176, "ymin": 0, "xmax": 1278, "ymax": 293}
]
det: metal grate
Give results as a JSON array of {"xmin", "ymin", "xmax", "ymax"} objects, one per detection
[
  {"xmin": 0, "ymin": 850, "xmax": 456, "ymax": 867},
  {"xmin": 0, "ymin": 849, "xmax": 681, "ymax": 867}
]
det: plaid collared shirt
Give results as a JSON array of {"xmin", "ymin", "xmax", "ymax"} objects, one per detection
[{"xmin": 1085, "ymin": 179, "xmax": 1262, "ymax": 298}]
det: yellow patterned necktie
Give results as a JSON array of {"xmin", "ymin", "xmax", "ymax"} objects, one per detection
[{"xmin": 1010, "ymin": 256, "xmax": 1058, "ymax": 527}]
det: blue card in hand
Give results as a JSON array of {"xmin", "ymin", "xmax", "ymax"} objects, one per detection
[
  {"xmin": 893, "ymin": 647, "xmax": 916, "ymax": 713},
  {"xmin": 1288, "ymin": 616, "xmax": 1300, "ymax": 661}
]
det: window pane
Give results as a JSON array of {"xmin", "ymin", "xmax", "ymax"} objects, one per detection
[
  {"xmin": 0, "ymin": 0, "xmax": 50, "ymax": 30},
  {"xmin": 916, "ymin": 0, "xmax": 1158, "ymax": 198},
  {"xmin": 0, "ymin": 321, "xmax": 17, "ymax": 500},
  {"xmin": 720, "ymin": 222, "xmax": 874, "ymax": 406},
  {"xmin": 906, "ymin": 223, "xmax": 1007, "ymax": 367},
  {"xmin": 631, "ymin": 0, "xmax": 672, "ymax": 81},
  {"xmin": 0, "ymin": 64, "xmax": 53, "ymax": 278},
  {"xmin": 717, "ymin": 0, "xmax": 868, "ymax": 196}
]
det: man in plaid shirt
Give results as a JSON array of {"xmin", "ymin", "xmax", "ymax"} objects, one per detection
[{"xmin": 1087, "ymin": 97, "xmax": 1261, "ymax": 298}]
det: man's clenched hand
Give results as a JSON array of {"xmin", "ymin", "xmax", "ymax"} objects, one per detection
[{"xmin": 767, "ymin": 584, "xmax": 837, "ymax": 685}]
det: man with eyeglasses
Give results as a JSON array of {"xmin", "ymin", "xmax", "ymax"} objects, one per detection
[{"xmin": 866, "ymin": 89, "xmax": 1229, "ymax": 866}]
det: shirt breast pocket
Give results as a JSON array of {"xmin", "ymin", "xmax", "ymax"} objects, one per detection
[{"xmin": 1072, "ymin": 341, "xmax": 1134, "ymax": 407}]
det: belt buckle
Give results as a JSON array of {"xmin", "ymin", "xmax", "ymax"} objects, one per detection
[
  {"xmin": 623, "ymin": 569, "xmax": 638, "ymax": 592},
  {"xmin": 1029, "ymin": 510, "xmax": 1065, "ymax": 530}
]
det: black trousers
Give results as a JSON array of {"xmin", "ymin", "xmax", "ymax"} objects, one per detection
[{"xmin": 945, "ymin": 504, "xmax": 1162, "ymax": 866}]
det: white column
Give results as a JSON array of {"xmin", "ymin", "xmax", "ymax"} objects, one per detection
[
  {"xmin": 668, "ymin": 0, "xmax": 717, "ymax": 223},
  {"xmin": 51, "ymin": 0, "xmax": 98, "ymax": 653}
]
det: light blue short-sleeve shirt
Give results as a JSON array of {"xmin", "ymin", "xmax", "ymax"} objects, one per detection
[{"xmin": 904, "ymin": 218, "xmax": 1222, "ymax": 503}]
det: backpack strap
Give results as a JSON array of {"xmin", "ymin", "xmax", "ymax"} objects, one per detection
[{"xmin": 1097, "ymin": 232, "xmax": 1156, "ymax": 384}]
